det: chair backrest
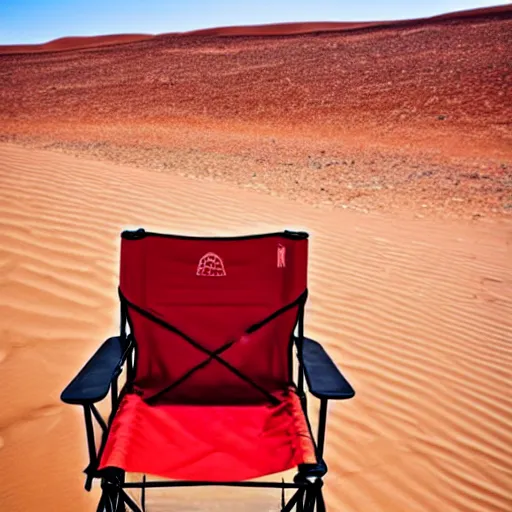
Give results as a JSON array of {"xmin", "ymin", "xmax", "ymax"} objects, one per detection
[{"xmin": 119, "ymin": 229, "xmax": 308, "ymax": 404}]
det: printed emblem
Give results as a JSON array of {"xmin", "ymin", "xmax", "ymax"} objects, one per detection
[
  {"xmin": 277, "ymin": 244, "xmax": 286, "ymax": 268},
  {"xmin": 196, "ymin": 252, "xmax": 226, "ymax": 276}
]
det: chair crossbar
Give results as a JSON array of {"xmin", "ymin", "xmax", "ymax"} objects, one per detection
[{"xmin": 119, "ymin": 287, "xmax": 308, "ymax": 405}]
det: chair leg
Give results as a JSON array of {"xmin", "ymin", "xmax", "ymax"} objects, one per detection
[
  {"xmin": 96, "ymin": 469, "xmax": 128, "ymax": 512},
  {"xmin": 280, "ymin": 488, "xmax": 304, "ymax": 512},
  {"xmin": 98, "ymin": 482, "xmax": 120, "ymax": 512},
  {"xmin": 96, "ymin": 494, "xmax": 107, "ymax": 512},
  {"xmin": 296, "ymin": 488, "xmax": 306, "ymax": 512},
  {"xmin": 115, "ymin": 471, "xmax": 126, "ymax": 512},
  {"xmin": 303, "ymin": 479, "xmax": 325, "ymax": 512},
  {"xmin": 304, "ymin": 487, "xmax": 316, "ymax": 511},
  {"xmin": 314, "ymin": 485, "xmax": 326, "ymax": 512},
  {"xmin": 139, "ymin": 474, "xmax": 146, "ymax": 512},
  {"xmin": 97, "ymin": 488, "xmax": 118, "ymax": 512}
]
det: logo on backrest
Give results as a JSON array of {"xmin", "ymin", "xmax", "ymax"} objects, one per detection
[
  {"xmin": 277, "ymin": 244, "xmax": 286, "ymax": 268},
  {"xmin": 197, "ymin": 252, "xmax": 226, "ymax": 276}
]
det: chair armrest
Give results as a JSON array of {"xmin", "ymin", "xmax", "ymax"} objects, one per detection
[
  {"xmin": 301, "ymin": 337, "xmax": 355, "ymax": 400},
  {"xmin": 60, "ymin": 336, "xmax": 128, "ymax": 405}
]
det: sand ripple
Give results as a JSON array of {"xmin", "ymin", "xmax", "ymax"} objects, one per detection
[{"xmin": 0, "ymin": 143, "xmax": 511, "ymax": 511}]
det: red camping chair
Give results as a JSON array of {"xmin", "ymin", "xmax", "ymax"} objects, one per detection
[{"xmin": 61, "ymin": 229, "xmax": 355, "ymax": 511}]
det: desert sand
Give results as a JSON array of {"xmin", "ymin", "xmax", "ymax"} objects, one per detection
[
  {"xmin": 0, "ymin": 143, "xmax": 511, "ymax": 511},
  {"xmin": 1, "ymin": 4, "xmax": 512, "ymax": 512},
  {"xmin": 1, "ymin": 6, "xmax": 511, "ymax": 219}
]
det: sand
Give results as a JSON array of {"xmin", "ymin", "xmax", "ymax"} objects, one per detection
[
  {"xmin": 1, "ymin": 5, "xmax": 511, "ymax": 220},
  {"xmin": 0, "ymin": 34, "xmax": 153, "ymax": 55},
  {"xmin": 1, "ymin": 4, "xmax": 511, "ymax": 510},
  {"xmin": 0, "ymin": 142, "xmax": 511, "ymax": 511}
]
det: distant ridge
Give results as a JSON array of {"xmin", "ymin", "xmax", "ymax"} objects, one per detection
[
  {"xmin": 1, "ymin": 4, "xmax": 510, "ymax": 54},
  {"xmin": 0, "ymin": 34, "xmax": 153, "ymax": 54}
]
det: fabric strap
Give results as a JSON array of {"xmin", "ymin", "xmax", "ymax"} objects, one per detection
[{"xmin": 118, "ymin": 287, "xmax": 308, "ymax": 405}]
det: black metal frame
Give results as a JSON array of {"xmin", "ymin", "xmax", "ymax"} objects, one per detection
[{"xmin": 61, "ymin": 229, "xmax": 355, "ymax": 512}]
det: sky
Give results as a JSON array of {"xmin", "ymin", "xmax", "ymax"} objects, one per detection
[{"xmin": 0, "ymin": 0, "xmax": 508, "ymax": 45}]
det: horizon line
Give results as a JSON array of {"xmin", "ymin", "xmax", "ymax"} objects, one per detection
[{"xmin": 0, "ymin": 3, "xmax": 510, "ymax": 50}]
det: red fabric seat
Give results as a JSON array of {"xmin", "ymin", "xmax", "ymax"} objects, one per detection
[
  {"xmin": 98, "ymin": 388, "xmax": 316, "ymax": 481},
  {"xmin": 98, "ymin": 230, "xmax": 317, "ymax": 481}
]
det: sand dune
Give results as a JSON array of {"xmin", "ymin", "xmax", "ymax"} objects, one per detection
[
  {"xmin": 1, "ymin": 6, "xmax": 510, "ymax": 219},
  {"xmin": 1, "ymin": 5, "xmax": 510, "ymax": 54},
  {"xmin": 0, "ymin": 143, "xmax": 511, "ymax": 511},
  {"xmin": 184, "ymin": 5, "xmax": 512, "ymax": 37},
  {"xmin": 0, "ymin": 34, "xmax": 153, "ymax": 55}
]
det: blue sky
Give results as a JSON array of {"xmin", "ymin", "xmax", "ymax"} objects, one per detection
[{"xmin": 0, "ymin": 0, "xmax": 507, "ymax": 45}]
